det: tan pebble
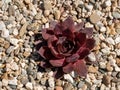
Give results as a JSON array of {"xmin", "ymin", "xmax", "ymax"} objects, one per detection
[
  {"xmin": 81, "ymin": 84, "xmax": 87, "ymax": 90},
  {"xmin": 0, "ymin": 64, "xmax": 5, "ymax": 68},
  {"xmin": 56, "ymin": 79, "xmax": 62, "ymax": 86},
  {"xmin": 54, "ymin": 10, "xmax": 61, "ymax": 20},
  {"xmin": 55, "ymin": 86, "xmax": 63, "ymax": 90},
  {"xmin": 107, "ymin": 24, "xmax": 116, "ymax": 35},
  {"xmin": 24, "ymin": 0, "xmax": 31, "ymax": 4},
  {"xmin": 23, "ymin": 51, "xmax": 30, "ymax": 57},
  {"xmin": 8, "ymin": 5, "xmax": 15, "ymax": 16},
  {"xmin": 35, "ymin": 12, "xmax": 42, "ymax": 20},
  {"xmin": 2, "ymin": 73, "xmax": 8, "ymax": 80},
  {"xmin": 4, "ymin": 41, "xmax": 10, "ymax": 49},
  {"xmin": 115, "ymin": 22, "xmax": 120, "ymax": 29},
  {"xmin": 0, "ymin": 37, "xmax": 4, "ymax": 43},
  {"xmin": 90, "ymin": 12, "xmax": 100, "ymax": 24},
  {"xmin": 43, "ymin": 0, "xmax": 52, "ymax": 10},
  {"xmin": 102, "ymin": 75, "xmax": 111, "ymax": 86},
  {"xmin": 42, "ymin": 17, "xmax": 47, "ymax": 24},
  {"xmin": 106, "ymin": 62, "xmax": 113, "ymax": 72},
  {"xmin": 88, "ymin": 66, "xmax": 98, "ymax": 73},
  {"xmin": 19, "ymin": 22, "xmax": 28, "ymax": 37},
  {"xmin": 116, "ymin": 58, "xmax": 120, "ymax": 67},
  {"xmin": 44, "ymin": 10, "xmax": 50, "ymax": 17}
]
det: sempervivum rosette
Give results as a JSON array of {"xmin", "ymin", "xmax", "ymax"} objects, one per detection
[{"xmin": 35, "ymin": 17, "xmax": 95, "ymax": 79}]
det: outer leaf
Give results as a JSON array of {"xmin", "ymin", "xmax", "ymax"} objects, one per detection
[
  {"xmin": 38, "ymin": 46, "xmax": 54, "ymax": 59},
  {"xmin": 42, "ymin": 29, "xmax": 54, "ymax": 40},
  {"xmin": 80, "ymin": 28, "xmax": 93, "ymax": 37},
  {"xmin": 73, "ymin": 60, "xmax": 87, "ymax": 77},
  {"xmin": 49, "ymin": 58, "xmax": 65, "ymax": 67},
  {"xmin": 63, "ymin": 63, "xmax": 73, "ymax": 73},
  {"xmin": 77, "ymin": 47, "xmax": 90, "ymax": 59},
  {"xmin": 75, "ymin": 22, "xmax": 84, "ymax": 31}
]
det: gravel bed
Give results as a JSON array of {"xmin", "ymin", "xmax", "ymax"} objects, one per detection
[{"xmin": 0, "ymin": 0, "xmax": 120, "ymax": 90}]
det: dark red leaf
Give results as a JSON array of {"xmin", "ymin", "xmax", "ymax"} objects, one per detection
[
  {"xmin": 42, "ymin": 29, "xmax": 54, "ymax": 40},
  {"xmin": 40, "ymin": 61, "xmax": 53, "ymax": 68},
  {"xmin": 73, "ymin": 60, "xmax": 87, "ymax": 77},
  {"xmin": 66, "ymin": 54, "xmax": 79, "ymax": 63},
  {"xmin": 75, "ymin": 32, "xmax": 86, "ymax": 45},
  {"xmin": 38, "ymin": 46, "xmax": 54, "ymax": 59},
  {"xmin": 83, "ymin": 38, "xmax": 95, "ymax": 50},
  {"xmin": 49, "ymin": 58, "xmax": 65, "ymax": 67},
  {"xmin": 53, "ymin": 68, "xmax": 64, "ymax": 79},
  {"xmin": 77, "ymin": 47, "xmax": 90, "ymax": 59},
  {"xmin": 63, "ymin": 63, "xmax": 73, "ymax": 73}
]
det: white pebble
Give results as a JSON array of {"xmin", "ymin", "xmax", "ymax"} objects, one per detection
[
  {"xmin": 37, "ymin": 72, "xmax": 43, "ymax": 80},
  {"xmin": 9, "ymin": 38, "xmax": 19, "ymax": 46},
  {"xmin": 99, "ymin": 62, "xmax": 106, "ymax": 69},
  {"xmin": 114, "ymin": 65, "xmax": 120, "ymax": 72},
  {"xmin": 100, "ymin": 26, "xmax": 106, "ymax": 32},
  {"xmin": 34, "ymin": 85, "xmax": 43, "ymax": 90},
  {"xmin": 26, "ymin": 82, "xmax": 33, "ymax": 90},
  {"xmin": 48, "ymin": 77, "xmax": 54, "ymax": 87},
  {"xmin": 106, "ymin": 37, "xmax": 115, "ymax": 45},
  {"xmin": 88, "ymin": 52, "xmax": 96, "ymax": 61},
  {"xmin": 10, "ymin": 62, "xmax": 19, "ymax": 70},
  {"xmin": 0, "ymin": 21, "xmax": 6, "ymax": 30},
  {"xmin": 48, "ymin": 71, "xmax": 53, "ymax": 77},
  {"xmin": 13, "ymin": 28, "xmax": 18, "ymax": 35},
  {"xmin": 115, "ymin": 49, "xmax": 120, "ymax": 56},
  {"xmin": 64, "ymin": 74, "xmax": 74, "ymax": 83},
  {"xmin": 8, "ymin": 77, "xmax": 17, "ymax": 85},
  {"xmin": 115, "ymin": 36, "xmax": 120, "ymax": 44},
  {"xmin": 105, "ymin": 0, "xmax": 111, "ymax": 7},
  {"xmin": 1, "ymin": 29, "xmax": 9, "ymax": 38},
  {"xmin": 101, "ymin": 47, "xmax": 110, "ymax": 55},
  {"xmin": 85, "ymin": 4, "xmax": 93, "ymax": 11}
]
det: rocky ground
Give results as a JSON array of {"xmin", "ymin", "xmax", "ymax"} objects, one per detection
[{"xmin": 0, "ymin": 0, "xmax": 120, "ymax": 90}]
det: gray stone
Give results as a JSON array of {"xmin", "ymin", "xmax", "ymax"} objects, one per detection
[
  {"xmin": 112, "ymin": 12, "xmax": 120, "ymax": 19},
  {"xmin": 78, "ymin": 81, "xmax": 85, "ymax": 88},
  {"xmin": 6, "ymin": 46, "xmax": 14, "ymax": 54}
]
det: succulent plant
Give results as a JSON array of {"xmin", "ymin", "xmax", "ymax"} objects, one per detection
[{"xmin": 35, "ymin": 17, "xmax": 95, "ymax": 79}]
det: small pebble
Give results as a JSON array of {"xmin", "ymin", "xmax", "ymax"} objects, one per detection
[
  {"xmin": 112, "ymin": 12, "xmax": 120, "ymax": 19},
  {"xmin": 64, "ymin": 74, "xmax": 74, "ymax": 83},
  {"xmin": 115, "ymin": 36, "xmax": 120, "ymax": 44},
  {"xmin": 8, "ymin": 77, "xmax": 18, "ymax": 86},
  {"xmin": 2, "ymin": 79, "xmax": 8, "ymax": 86},
  {"xmin": 34, "ymin": 85, "xmax": 44, "ymax": 90},
  {"xmin": 55, "ymin": 86, "xmax": 63, "ymax": 90},
  {"xmin": 48, "ymin": 77, "xmax": 55, "ymax": 87},
  {"xmin": 102, "ymin": 75, "xmax": 111, "ymax": 86},
  {"xmin": 88, "ymin": 52, "xmax": 96, "ymax": 61},
  {"xmin": 90, "ymin": 12, "xmax": 100, "ymax": 24},
  {"xmin": 25, "ymin": 82, "xmax": 33, "ymax": 90},
  {"xmin": 54, "ymin": 10, "xmax": 61, "ymax": 20},
  {"xmin": 104, "ymin": 0, "xmax": 111, "ymax": 7}
]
